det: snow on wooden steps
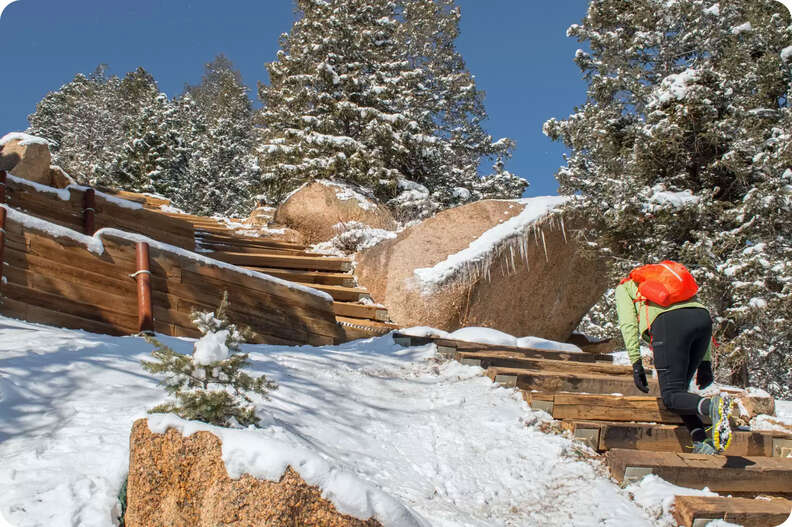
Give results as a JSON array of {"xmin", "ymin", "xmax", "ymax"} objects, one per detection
[
  {"xmin": 561, "ymin": 420, "xmax": 792, "ymax": 457},
  {"xmin": 672, "ymin": 495, "xmax": 792, "ymax": 527},
  {"xmin": 455, "ymin": 350, "xmax": 632, "ymax": 374},
  {"xmin": 485, "ymin": 367, "xmax": 661, "ymax": 397},
  {"xmin": 607, "ymin": 448, "xmax": 792, "ymax": 496}
]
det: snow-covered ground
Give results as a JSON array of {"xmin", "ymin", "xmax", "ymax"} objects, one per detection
[{"xmin": 0, "ymin": 315, "xmax": 771, "ymax": 527}]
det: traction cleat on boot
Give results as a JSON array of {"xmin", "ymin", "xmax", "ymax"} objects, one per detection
[
  {"xmin": 692, "ymin": 438, "xmax": 718, "ymax": 455},
  {"xmin": 709, "ymin": 393, "xmax": 735, "ymax": 453}
]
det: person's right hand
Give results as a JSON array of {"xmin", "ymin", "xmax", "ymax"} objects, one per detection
[{"xmin": 632, "ymin": 361, "xmax": 650, "ymax": 393}]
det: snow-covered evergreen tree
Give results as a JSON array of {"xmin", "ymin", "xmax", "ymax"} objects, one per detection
[
  {"xmin": 27, "ymin": 65, "xmax": 126, "ymax": 186},
  {"xmin": 546, "ymin": 0, "xmax": 792, "ymax": 396},
  {"xmin": 178, "ymin": 56, "xmax": 260, "ymax": 216},
  {"xmin": 141, "ymin": 293, "xmax": 277, "ymax": 427},
  {"xmin": 256, "ymin": 0, "xmax": 526, "ymax": 207}
]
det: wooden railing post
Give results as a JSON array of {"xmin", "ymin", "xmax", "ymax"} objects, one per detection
[
  {"xmin": 82, "ymin": 187, "xmax": 96, "ymax": 235},
  {"xmin": 0, "ymin": 171, "xmax": 6, "ymax": 290},
  {"xmin": 134, "ymin": 242, "xmax": 154, "ymax": 334},
  {"xmin": 0, "ymin": 170, "xmax": 6, "ymax": 204},
  {"xmin": 0, "ymin": 207, "xmax": 6, "ymax": 289}
]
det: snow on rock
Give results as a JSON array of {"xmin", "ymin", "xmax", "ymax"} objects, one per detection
[
  {"xmin": 319, "ymin": 179, "xmax": 376, "ymax": 211},
  {"xmin": 192, "ymin": 330, "xmax": 231, "ymax": 365},
  {"xmin": 0, "ymin": 131, "xmax": 52, "ymax": 147},
  {"xmin": 0, "ymin": 315, "xmax": 662, "ymax": 527},
  {"xmin": 703, "ymin": 3, "xmax": 720, "ymax": 16},
  {"xmin": 413, "ymin": 196, "xmax": 568, "ymax": 291},
  {"xmin": 782, "ymin": 45, "xmax": 792, "ymax": 62},
  {"xmin": 147, "ymin": 414, "xmax": 427, "ymax": 527}
]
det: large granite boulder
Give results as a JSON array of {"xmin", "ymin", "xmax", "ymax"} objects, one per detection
[
  {"xmin": 0, "ymin": 133, "xmax": 52, "ymax": 185},
  {"xmin": 125, "ymin": 419, "xmax": 383, "ymax": 527},
  {"xmin": 355, "ymin": 198, "xmax": 609, "ymax": 341},
  {"xmin": 275, "ymin": 180, "xmax": 396, "ymax": 244}
]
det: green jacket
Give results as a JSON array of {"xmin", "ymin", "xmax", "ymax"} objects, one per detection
[{"xmin": 614, "ymin": 280, "xmax": 712, "ymax": 364}]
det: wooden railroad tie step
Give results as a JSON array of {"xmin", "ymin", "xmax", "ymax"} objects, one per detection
[
  {"xmin": 562, "ymin": 421, "xmax": 792, "ymax": 457},
  {"xmin": 333, "ymin": 302, "xmax": 389, "ymax": 322},
  {"xmin": 457, "ymin": 351, "xmax": 633, "ymax": 376},
  {"xmin": 392, "ymin": 333, "xmax": 613, "ymax": 363},
  {"xmin": 241, "ymin": 267, "xmax": 356, "ymax": 287},
  {"xmin": 526, "ymin": 393, "xmax": 684, "ymax": 424},
  {"xmin": 294, "ymin": 283, "xmax": 370, "ymax": 303},
  {"xmin": 672, "ymin": 496, "xmax": 792, "ymax": 527},
  {"xmin": 209, "ymin": 251, "xmax": 352, "ymax": 272},
  {"xmin": 607, "ymin": 448, "xmax": 792, "ymax": 495},
  {"xmin": 485, "ymin": 366, "xmax": 660, "ymax": 397}
]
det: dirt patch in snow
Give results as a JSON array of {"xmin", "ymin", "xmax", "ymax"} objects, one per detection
[{"xmin": 125, "ymin": 419, "xmax": 383, "ymax": 527}]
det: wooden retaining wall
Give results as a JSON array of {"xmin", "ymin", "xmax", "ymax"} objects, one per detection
[
  {"xmin": 4, "ymin": 174, "xmax": 196, "ymax": 249},
  {"xmin": 0, "ymin": 206, "xmax": 342, "ymax": 346}
]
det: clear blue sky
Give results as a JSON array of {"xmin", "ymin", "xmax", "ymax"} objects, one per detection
[{"xmin": 0, "ymin": 0, "xmax": 589, "ymax": 197}]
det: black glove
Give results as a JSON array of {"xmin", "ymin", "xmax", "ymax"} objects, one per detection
[
  {"xmin": 632, "ymin": 361, "xmax": 650, "ymax": 393},
  {"xmin": 696, "ymin": 361, "xmax": 714, "ymax": 389}
]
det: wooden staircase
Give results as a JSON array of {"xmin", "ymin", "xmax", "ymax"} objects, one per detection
[
  {"xmin": 154, "ymin": 208, "xmax": 399, "ymax": 339},
  {"xmin": 393, "ymin": 332, "xmax": 792, "ymax": 526}
]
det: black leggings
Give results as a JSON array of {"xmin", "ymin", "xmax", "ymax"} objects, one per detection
[{"xmin": 650, "ymin": 307, "xmax": 712, "ymax": 435}]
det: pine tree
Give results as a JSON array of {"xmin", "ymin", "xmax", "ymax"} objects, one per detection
[
  {"xmin": 256, "ymin": 0, "xmax": 526, "ymax": 207},
  {"xmin": 178, "ymin": 55, "xmax": 260, "ymax": 216},
  {"xmin": 141, "ymin": 293, "xmax": 277, "ymax": 427},
  {"xmin": 547, "ymin": 0, "xmax": 792, "ymax": 397}
]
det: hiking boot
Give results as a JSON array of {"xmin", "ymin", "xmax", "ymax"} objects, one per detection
[
  {"xmin": 692, "ymin": 439, "xmax": 718, "ymax": 455},
  {"xmin": 708, "ymin": 393, "xmax": 734, "ymax": 452}
]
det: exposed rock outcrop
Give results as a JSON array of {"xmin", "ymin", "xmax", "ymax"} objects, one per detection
[
  {"xmin": 0, "ymin": 133, "xmax": 52, "ymax": 185},
  {"xmin": 125, "ymin": 419, "xmax": 383, "ymax": 527},
  {"xmin": 356, "ymin": 198, "xmax": 609, "ymax": 340},
  {"xmin": 275, "ymin": 181, "xmax": 396, "ymax": 244}
]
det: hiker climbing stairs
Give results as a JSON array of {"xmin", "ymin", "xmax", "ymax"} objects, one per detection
[{"xmin": 393, "ymin": 331, "xmax": 792, "ymax": 525}]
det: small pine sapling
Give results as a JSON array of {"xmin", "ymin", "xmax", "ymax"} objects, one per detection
[{"xmin": 141, "ymin": 292, "xmax": 277, "ymax": 427}]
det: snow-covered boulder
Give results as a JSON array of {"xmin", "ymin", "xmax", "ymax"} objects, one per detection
[
  {"xmin": 125, "ymin": 419, "xmax": 384, "ymax": 527},
  {"xmin": 356, "ymin": 198, "xmax": 609, "ymax": 340},
  {"xmin": 275, "ymin": 180, "xmax": 397, "ymax": 244},
  {"xmin": 0, "ymin": 132, "xmax": 53, "ymax": 185}
]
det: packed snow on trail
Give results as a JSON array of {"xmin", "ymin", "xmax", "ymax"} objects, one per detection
[{"xmin": 0, "ymin": 315, "xmax": 719, "ymax": 527}]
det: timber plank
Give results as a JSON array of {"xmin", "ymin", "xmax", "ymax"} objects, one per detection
[
  {"xmin": 552, "ymin": 394, "xmax": 684, "ymax": 424},
  {"xmin": 195, "ymin": 232, "xmax": 306, "ymax": 250},
  {"xmin": 209, "ymin": 251, "xmax": 352, "ymax": 272},
  {"xmin": 486, "ymin": 367, "xmax": 660, "ymax": 397},
  {"xmin": 241, "ymin": 267, "xmax": 355, "ymax": 287},
  {"xmin": 0, "ymin": 297, "xmax": 131, "ymax": 336},
  {"xmin": 565, "ymin": 421, "xmax": 791, "ymax": 457},
  {"xmin": 607, "ymin": 448, "xmax": 792, "ymax": 494},
  {"xmin": 673, "ymin": 496, "xmax": 792, "ymax": 527},
  {"xmin": 433, "ymin": 337, "xmax": 613, "ymax": 362},
  {"xmin": 203, "ymin": 245, "xmax": 310, "ymax": 256},
  {"xmin": 457, "ymin": 351, "xmax": 632, "ymax": 375},
  {"xmin": 294, "ymin": 283, "xmax": 370, "ymax": 302},
  {"xmin": 333, "ymin": 302, "xmax": 389, "ymax": 322}
]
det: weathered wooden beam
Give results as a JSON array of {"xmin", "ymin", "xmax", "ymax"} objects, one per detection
[
  {"xmin": 242, "ymin": 267, "xmax": 355, "ymax": 287},
  {"xmin": 209, "ymin": 251, "xmax": 352, "ymax": 272},
  {"xmin": 563, "ymin": 420, "xmax": 792, "ymax": 457},
  {"xmin": 333, "ymin": 301, "xmax": 388, "ymax": 322},
  {"xmin": 672, "ymin": 496, "xmax": 792, "ymax": 527},
  {"xmin": 486, "ymin": 367, "xmax": 660, "ymax": 397},
  {"xmin": 607, "ymin": 448, "xmax": 792, "ymax": 494},
  {"xmin": 460, "ymin": 351, "xmax": 633, "ymax": 376},
  {"xmin": 294, "ymin": 282, "xmax": 370, "ymax": 302},
  {"xmin": 552, "ymin": 394, "xmax": 684, "ymax": 424}
]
